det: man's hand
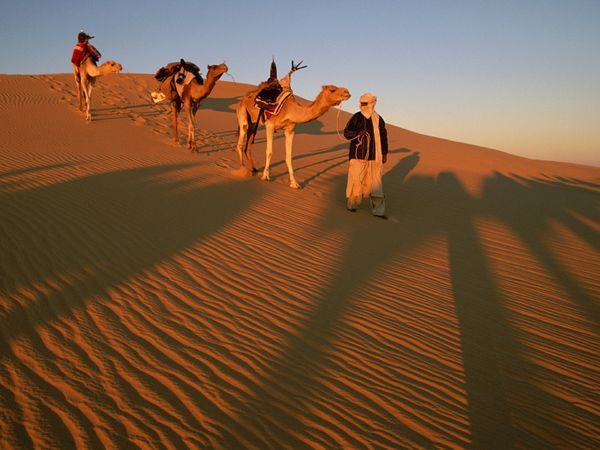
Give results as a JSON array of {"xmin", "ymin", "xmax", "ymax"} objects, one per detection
[{"xmin": 382, "ymin": 154, "xmax": 387, "ymax": 164}]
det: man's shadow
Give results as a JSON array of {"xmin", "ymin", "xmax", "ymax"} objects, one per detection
[
  {"xmin": 220, "ymin": 153, "xmax": 432, "ymax": 448},
  {"xmin": 220, "ymin": 157, "xmax": 599, "ymax": 448}
]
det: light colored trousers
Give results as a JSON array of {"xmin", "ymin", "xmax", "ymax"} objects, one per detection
[{"xmin": 346, "ymin": 159, "xmax": 385, "ymax": 216}]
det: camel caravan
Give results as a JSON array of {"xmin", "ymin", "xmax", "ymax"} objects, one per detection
[{"xmin": 71, "ymin": 30, "xmax": 351, "ymax": 189}]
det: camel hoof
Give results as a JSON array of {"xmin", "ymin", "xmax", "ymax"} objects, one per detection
[
  {"xmin": 261, "ymin": 174, "xmax": 271, "ymax": 182},
  {"xmin": 289, "ymin": 181, "xmax": 301, "ymax": 189}
]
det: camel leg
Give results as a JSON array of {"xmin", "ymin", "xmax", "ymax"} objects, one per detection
[
  {"xmin": 171, "ymin": 102, "xmax": 179, "ymax": 144},
  {"xmin": 78, "ymin": 78, "xmax": 84, "ymax": 112},
  {"xmin": 261, "ymin": 122, "xmax": 275, "ymax": 181},
  {"xmin": 246, "ymin": 129, "xmax": 258, "ymax": 173},
  {"xmin": 246, "ymin": 110, "xmax": 263, "ymax": 173},
  {"xmin": 284, "ymin": 126, "xmax": 300, "ymax": 189},
  {"xmin": 80, "ymin": 76, "xmax": 87, "ymax": 116},
  {"xmin": 186, "ymin": 100, "xmax": 196, "ymax": 150},
  {"xmin": 83, "ymin": 77, "xmax": 92, "ymax": 121},
  {"xmin": 237, "ymin": 109, "xmax": 259, "ymax": 172},
  {"xmin": 236, "ymin": 122, "xmax": 248, "ymax": 167},
  {"xmin": 72, "ymin": 68, "xmax": 84, "ymax": 112}
]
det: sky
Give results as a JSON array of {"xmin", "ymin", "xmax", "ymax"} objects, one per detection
[{"xmin": 1, "ymin": 0, "xmax": 599, "ymax": 166}]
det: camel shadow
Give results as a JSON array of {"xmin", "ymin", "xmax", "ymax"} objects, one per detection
[
  {"xmin": 0, "ymin": 162, "xmax": 268, "ymax": 446},
  {"xmin": 220, "ymin": 157, "xmax": 599, "ymax": 448},
  {"xmin": 90, "ymin": 102, "xmax": 168, "ymax": 122},
  {"xmin": 265, "ymin": 143, "xmax": 347, "ymax": 178},
  {"xmin": 553, "ymin": 176, "xmax": 600, "ymax": 189},
  {"xmin": 294, "ymin": 118, "xmax": 341, "ymax": 136},
  {"xmin": 0, "ymin": 162, "xmax": 88, "ymax": 192},
  {"xmin": 482, "ymin": 172, "xmax": 600, "ymax": 329},
  {"xmin": 220, "ymin": 153, "xmax": 426, "ymax": 447},
  {"xmin": 0, "ymin": 163, "xmax": 260, "ymax": 352},
  {"xmin": 199, "ymin": 96, "xmax": 241, "ymax": 113},
  {"xmin": 299, "ymin": 146, "xmax": 412, "ymax": 188},
  {"xmin": 92, "ymin": 103, "xmax": 156, "ymax": 113}
]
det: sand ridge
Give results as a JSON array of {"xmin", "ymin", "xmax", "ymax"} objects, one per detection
[{"xmin": 0, "ymin": 73, "xmax": 598, "ymax": 448}]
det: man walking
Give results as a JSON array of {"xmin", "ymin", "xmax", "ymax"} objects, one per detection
[{"xmin": 343, "ymin": 93, "xmax": 389, "ymax": 218}]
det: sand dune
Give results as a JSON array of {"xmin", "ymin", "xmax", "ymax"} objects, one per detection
[{"xmin": 0, "ymin": 73, "xmax": 598, "ymax": 449}]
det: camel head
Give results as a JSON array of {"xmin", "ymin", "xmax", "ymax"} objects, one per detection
[
  {"xmin": 101, "ymin": 60, "xmax": 123, "ymax": 74},
  {"xmin": 207, "ymin": 63, "xmax": 229, "ymax": 80},
  {"xmin": 320, "ymin": 85, "xmax": 351, "ymax": 106}
]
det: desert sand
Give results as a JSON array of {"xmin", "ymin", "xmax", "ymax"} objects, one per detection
[{"xmin": 0, "ymin": 73, "xmax": 598, "ymax": 449}]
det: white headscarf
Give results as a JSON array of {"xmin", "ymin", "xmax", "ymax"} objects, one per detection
[
  {"xmin": 359, "ymin": 93, "xmax": 382, "ymax": 164},
  {"xmin": 359, "ymin": 92, "xmax": 377, "ymax": 119}
]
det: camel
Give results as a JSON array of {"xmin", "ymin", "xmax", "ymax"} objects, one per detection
[
  {"xmin": 155, "ymin": 63, "xmax": 228, "ymax": 150},
  {"xmin": 73, "ymin": 56, "xmax": 123, "ymax": 120},
  {"xmin": 236, "ymin": 84, "xmax": 351, "ymax": 188}
]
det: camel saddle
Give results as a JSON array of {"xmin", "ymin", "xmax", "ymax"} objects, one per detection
[
  {"xmin": 255, "ymin": 90, "xmax": 292, "ymax": 119},
  {"xmin": 154, "ymin": 60, "xmax": 203, "ymax": 85},
  {"xmin": 153, "ymin": 59, "xmax": 204, "ymax": 110}
]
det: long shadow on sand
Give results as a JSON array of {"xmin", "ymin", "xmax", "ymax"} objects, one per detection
[
  {"xmin": 91, "ymin": 96, "xmax": 241, "ymax": 122},
  {"xmin": 297, "ymin": 147, "xmax": 412, "ymax": 188},
  {"xmin": 483, "ymin": 173, "xmax": 599, "ymax": 329},
  {"xmin": 0, "ymin": 164, "xmax": 262, "ymax": 338},
  {"xmin": 222, "ymin": 156, "xmax": 599, "ymax": 448},
  {"xmin": 0, "ymin": 163, "xmax": 267, "ymax": 446},
  {"xmin": 221, "ymin": 153, "xmax": 427, "ymax": 448},
  {"xmin": 200, "ymin": 96, "xmax": 241, "ymax": 113},
  {"xmin": 1, "ymin": 155, "xmax": 597, "ymax": 447}
]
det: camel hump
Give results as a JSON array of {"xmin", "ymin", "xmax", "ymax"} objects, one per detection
[{"xmin": 180, "ymin": 60, "xmax": 201, "ymax": 75}]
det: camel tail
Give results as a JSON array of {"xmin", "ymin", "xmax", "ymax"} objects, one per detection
[
  {"xmin": 243, "ymin": 111, "xmax": 254, "ymax": 155},
  {"xmin": 248, "ymin": 108, "xmax": 265, "ymax": 134},
  {"xmin": 247, "ymin": 110, "xmax": 257, "ymax": 131},
  {"xmin": 243, "ymin": 109, "xmax": 262, "ymax": 156}
]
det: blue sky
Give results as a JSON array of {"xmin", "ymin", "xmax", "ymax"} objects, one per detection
[{"xmin": 1, "ymin": 0, "xmax": 599, "ymax": 166}]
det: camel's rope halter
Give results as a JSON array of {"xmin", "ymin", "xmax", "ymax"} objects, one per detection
[
  {"xmin": 336, "ymin": 106, "xmax": 372, "ymax": 155},
  {"xmin": 224, "ymin": 72, "xmax": 237, "ymax": 85},
  {"xmin": 335, "ymin": 106, "xmax": 347, "ymax": 142},
  {"xmin": 335, "ymin": 106, "xmax": 369, "ymax": 145}
]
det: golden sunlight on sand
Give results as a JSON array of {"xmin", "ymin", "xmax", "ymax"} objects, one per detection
[{"xmin": 0, "ymin": 73, "xmax": 598, "ymax": 448}]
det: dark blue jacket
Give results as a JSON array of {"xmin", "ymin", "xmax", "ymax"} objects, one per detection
[{"xmin": 344, "ymin": 112, "xmax": 388, "ymax": 160}]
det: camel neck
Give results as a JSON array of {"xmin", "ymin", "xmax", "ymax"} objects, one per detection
[
  {"xmin": 97, "ymin": 63, "xmax": 114, "ymax": 76},
  {"xmin": 190, "ymin": 73, "xmax": 220, "ymax": 100},
  {"xmin": 294, "ymin": 92, "xmax": 333, "ymax": 123},
  {"xmin": 204, "ymin": 74, "xmax": 220, "ymax": 90}
]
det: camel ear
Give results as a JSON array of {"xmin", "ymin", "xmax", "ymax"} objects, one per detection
[
  {"xmin": 207, "ymin": 65, "xmax": 210, "ymax": 71},
  {"xmin": 321, "ymin": 85, "xmax": 330, "ymax": 91}
]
